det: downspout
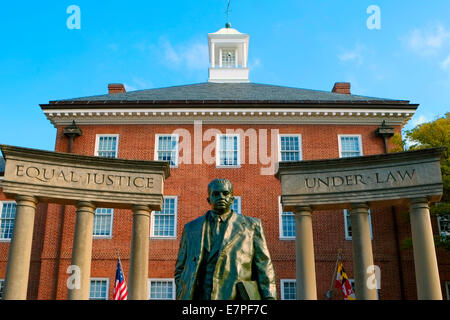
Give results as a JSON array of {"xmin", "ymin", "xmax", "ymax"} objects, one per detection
[{"xmin": 376, "ymin": 121, "xmax": 406, "ymax": 299}]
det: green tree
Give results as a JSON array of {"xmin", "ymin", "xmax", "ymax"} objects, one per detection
[{"xmin": 394, "ymin": 113, "xmax": 450, "ymax": 250}]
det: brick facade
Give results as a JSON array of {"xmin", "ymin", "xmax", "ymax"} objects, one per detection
[{"xmin": 1, "ymin": 122, "xmax": 449, "ymax": 300}]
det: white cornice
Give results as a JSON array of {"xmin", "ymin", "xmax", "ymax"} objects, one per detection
[{"xmin": 42, "ymin": 107, "xmax": 416, "ymax": 127}]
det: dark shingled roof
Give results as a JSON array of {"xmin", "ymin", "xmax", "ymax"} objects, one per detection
[{"xmin": 47, "ymin": 82, "xmax": 412, "ymax": 106}]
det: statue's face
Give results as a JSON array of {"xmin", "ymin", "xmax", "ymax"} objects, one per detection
[{"xmin": 207, "ymin": 182, "xmax": 234, "ymax": 215}]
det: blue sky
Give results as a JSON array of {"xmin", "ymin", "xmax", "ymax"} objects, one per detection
[{"xmin": 1, "ymin": 0, "xmax": 449, "ymax": 151}]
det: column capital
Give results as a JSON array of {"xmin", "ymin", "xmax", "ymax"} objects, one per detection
[
  {"xmin": 76, "ymin": 201, "xmax": 96, "ymax": 211},
  {"xmin": 15, "ymin": 195, "xmax": 38, "ymax": 208},
  {"xmin": 350, "ymin": 202, "xmax": 370, "ymax": 213},
  {"xmin": 294, "ymin": 206, "xmax": 312, "ymax": 216},
  {"xmin": 132, "ymin": 204, "xmax": 151, "ymax": 217},
  {"xmin": 409, "ymin": 197, "xmax": 430, "ymax": 208}
]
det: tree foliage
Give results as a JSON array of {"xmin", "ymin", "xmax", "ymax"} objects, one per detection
[
  {"xmin": 404, "ymin": 112, "xmax": 450, "ymax": 204},
  {"xmin": 393, "ymin": 113, "xmax": 450, "ymax": 250}
]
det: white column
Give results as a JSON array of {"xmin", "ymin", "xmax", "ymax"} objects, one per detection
[
  {"xmin": 211, "ymin": 42, "xmax": 215, "ymax": 68},
  {"xmin": 409, "ymin": 198, "xmax": 442, "ymax": 300},
  {"xmin": 3, "ymin": 195, "xmax": 38, "ymax": 300},
  {"xmin": 68, "ymin": 201, "xmax": 96, "ymax": 300},
  {"xmin": 350, "ymin": 203, "xmax": 378, "ymax": 300},
  {"xmin": 294, "ymin": 206, "xmax": 317, "ymax": 300},
  {"xmin": 128, "ymin": 204, "xmax": 151, "ymax": 300}
]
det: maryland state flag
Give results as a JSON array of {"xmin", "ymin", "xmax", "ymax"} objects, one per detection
[{"xmin": 335, "ymin": 261, "xmax": 356, "ymax": 300}]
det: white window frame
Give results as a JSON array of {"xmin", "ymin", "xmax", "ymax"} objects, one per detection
[
  {"xmin": 278, "ymin": 134, "xmax": 302, "ymax": 162},
  {"xmin": 89, "ymin": 277, "xmax": 110, "ymax": 300},
  {"xmin": 280, "ymin": 279, "xmax": 296, "ymax": 300},
  {"xmin": 93, "ymin": 208, "xmax": 114, "ymax": 239},
  {"xmin": 278, "ymin": 196, "xmax": 295, "ymax": 240},
  {"xmin": 0, "ymin": 279, "xmax": 4, "ymax": 300},
  {"xmin": 154, "ymin": 134, "xmax": 179, "ymax": 168},
  {"xmin": 94, "ymin": 134, "xmax": 119, "ymax": 158},
  {"xmin": 437, "ymin": 214, "xmax": 450, "ymax": 237},
  {"xmin": 216, "ymin": 134, "xmax": 241, "ymax": 168},
  {"xmin": 220, "ymin": 48, "xmax": 238, "ymax": 68},
  {"xmin": 231, "ymin": 196, "xmax": 242, "ymax": 215},
  {"xmin": 150, "ymin": 196, "xmax": 178, "ymax": 239},
  {"xmin": 338, "ymin": 134, "xmax": 363, "ymax": 158},
  {"xmin": 0, "ymin": 201, "xmax": 16, "ymax": 242},
  {"xmin": 344, "ymin": 209, "xmax": 373, "ymax": 241},
  {"xmin": 148, "ymin": 278, "xmax": 176, "ymax": 300}
]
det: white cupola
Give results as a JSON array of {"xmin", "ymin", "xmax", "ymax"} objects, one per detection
[{"xmin": 208, "ymin": 23, "xmax": 250, "ymax": 83}]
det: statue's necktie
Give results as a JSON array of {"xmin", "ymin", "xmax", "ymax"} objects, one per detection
[{"xmin": 214, "ymin": 216, "xmax": 221, "ymax": 239}]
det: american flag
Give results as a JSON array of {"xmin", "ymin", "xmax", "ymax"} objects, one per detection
[{"xmin": 113, "ymin": 260, "xmax": 128, "ymax": 300}]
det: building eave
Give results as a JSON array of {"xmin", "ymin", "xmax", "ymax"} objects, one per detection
[{"xmin": 41, "ymin": 105, "xmax": 417, "ymax": 128}]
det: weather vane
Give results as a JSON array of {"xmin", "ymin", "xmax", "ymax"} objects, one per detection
[{"xmin": 225, "ymin": 0, "xmax": 232, "ymax": 27}]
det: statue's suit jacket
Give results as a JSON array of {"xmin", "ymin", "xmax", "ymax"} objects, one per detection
[{"xmin": 175, "ymin": 210, "xmax": 277, "ymax": 300}]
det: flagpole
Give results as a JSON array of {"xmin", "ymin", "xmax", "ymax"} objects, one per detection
[
  {"xmin": 326, "ymin": 248, "xmax": 343, "ymax": 299},
  {"xmin": 115, "ymin": 248, "xmax": 126, "ymax": 279}
]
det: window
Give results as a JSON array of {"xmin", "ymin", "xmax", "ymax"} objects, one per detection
[
  {"xmin": 93, "ymin": 208, "xmax": 113, "ymax": 238},
  {"xmin": 438, "ymin": 214, "xmax": 450, "ymax": 238},
  {"xmin": 89, "ymin": 278, "xmax": 109, "ymax": 300},
  {"xmin": 231, "ymin": 196, "xmax": 242, "ymax": 215},
  {"xmin": 221, "ymin": 49, "xmax": 236, "ymax": 68},
  {"xmin": 95, "ymin": 134, "xmax": 119, "ymax": 158},
  {"xmin": 151, "ymin": 197, "xmax": 177, "ymax": 238},
  {"xmin": 0, "ymin": 279, "xmax": 4, "ymax": 300},
  {"xmin": 0, "ymin": 202, "xmax": 16, "ymax": 241},
  {"xmin": 279, "ymin": 197, "xmax": 295, "ymax": 239},
  {"xmin": 155, "ymin": 134, "xmax": 179, "ymax": 167},
  {"xmin": 279, "ymin": 135, "xmax": 302, "ymax": 162},
  {"xmin": 344, "ymin": 209, "xmax": 373, "ymax": 240},
  {"xmin": 446, "ymin": 282, "xmax": 450, "ymax": 300},
  {"xmin": 281, "ymin": 279, "xmax": 296, "ymax": 300},
  {"xmin": 338, "ymin": 135, "xmax": 363, "ymax": 158},
  {"xmin": 148, "ymin": 279, "xmax": 175, "ymax": 300},
  {"xmin": 216, "ymin": 134, "xmax": 240, "ymax": 167}
]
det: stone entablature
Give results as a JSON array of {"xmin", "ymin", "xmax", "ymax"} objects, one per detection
[
  {"xmin": 0, "ymin": 145, "xmax": 170, "ymax": 210},
  {"xmin": 276, "ymin": 148, "xmax": 443, "ymax": 211}
]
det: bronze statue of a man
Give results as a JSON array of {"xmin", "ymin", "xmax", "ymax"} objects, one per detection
[{"xmin": 175, "ymin": 178, "xmax": 277, "ymax": 300}]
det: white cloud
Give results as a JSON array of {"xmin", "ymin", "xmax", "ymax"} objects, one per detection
[
  {"xmin": 250, "ymin": 58, "xmax": 261, "ymax": 69},
  {"xmin": 412, "ymin": 114, "xmax": 429, "ymax": 127},
  {"xmin": 441, "ymin": 55, "xmax": 450, "ymax": 70},
  {"xmin": 405, "ymin": 24, "xmax": 450, "ymax": 55},
  {"xmin": 161, "ymin": 38, "xmax": 209, "ymax": 71},
  {"xmin": 338, "ymin": 44, "xmax": 365, "ymax": 66},
  {"xmin": 124, "ymin": 78, "xmax": 153, "ymax": 92}
]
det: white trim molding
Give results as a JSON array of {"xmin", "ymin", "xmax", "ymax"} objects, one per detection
[{"xmin": 43, "ymin": 107, "xmax": 416, "ymax": 127}]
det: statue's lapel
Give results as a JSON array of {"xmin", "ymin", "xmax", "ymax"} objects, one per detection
[
  {"xmin": 189, "ymin": 214, "xmax": 207, "ymax": 259},
  {"xmin": 220, "ymin": 212, "xmax": 246, "ymax": 253}
]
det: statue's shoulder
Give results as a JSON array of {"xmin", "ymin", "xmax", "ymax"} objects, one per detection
[
  {"xmin": 238, "ymin": 213, "xmax": 261, "ymax": 228},
  {"xmin": 184, "ymin": 212, "xmax": 208, "ymax": 230}
]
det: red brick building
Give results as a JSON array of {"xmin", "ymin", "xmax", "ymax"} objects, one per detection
[{"xmin": 0, "ymin": 25, "xmax": 449, "ymax": 300}]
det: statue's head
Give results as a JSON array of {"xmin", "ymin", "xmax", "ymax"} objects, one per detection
[{"xmin": 207, "ymin": 178, "xmax": 235, "ymax": 215}]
